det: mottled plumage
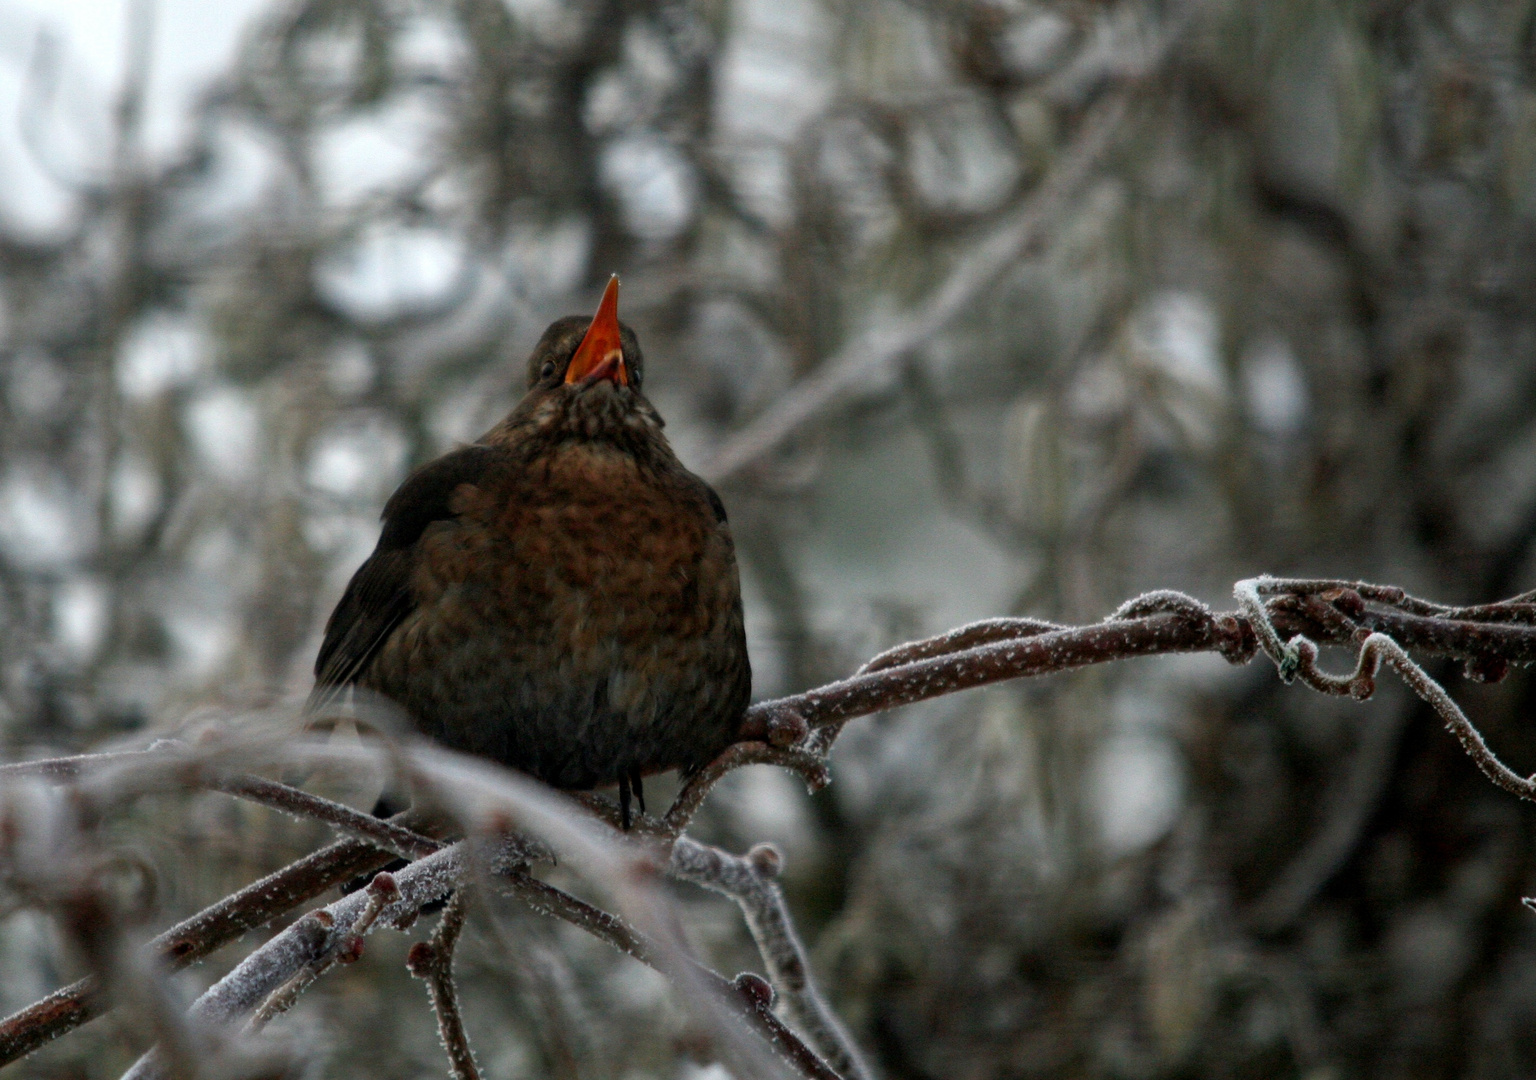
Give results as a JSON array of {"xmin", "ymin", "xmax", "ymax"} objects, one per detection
[{"xmin": 309, "ymin": 279, "xmax": 750, "ymax": 826}]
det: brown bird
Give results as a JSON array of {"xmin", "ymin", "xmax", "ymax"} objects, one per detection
[{"xmin": 308, "ymin": 276, "xmax": 750, "ymax": 828}]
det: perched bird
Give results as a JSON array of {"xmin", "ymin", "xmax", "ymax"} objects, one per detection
[{"xmin": 308, "ymin": 276, "xmax": 750, "ymax": 828}]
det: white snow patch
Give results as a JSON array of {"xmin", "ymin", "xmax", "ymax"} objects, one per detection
[
  {"xmin": 1090, "ymin": 734, "xmax": 1183, "ymax": 856},
  {"xmin": 315, "ymin": 223, "xmax": 469, "ymax": 322},
  {"xmin": 0, "ymin": 464, "xmax": 95, "ymax": 567},
  {"xmin": 600, "ymin": 135, "xmax": 696, "ymax": 242},
  {"xmin": 1241, "ymin": 333, "xmax": 1309, "ymax": 435},
  {"xmin": 53, "ymin": 574, "xmax": 107, "ymax": 660},
  {"xmin": 117, "ymin": 313, "xmax": 208, "ymax": 400},
  {"xmin": 307, "ymin": 417, "xmax": 408, "ymax": 500},
  {"xmin": 313, "ymin": 93, "xmax": 440, "ymax": 207},
  {"xmin": 184, "ymin": 385, "xmax": 260, "ymax": 483},
  {"xmin": 110, "ymin": 454, "xmax": 161, "ymax": 539}
]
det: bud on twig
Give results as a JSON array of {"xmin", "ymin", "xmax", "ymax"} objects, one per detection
[
  {"xmin": 735, "ymin": 972, "xmax": 774, "ymax": 1009},
  {"xmin": 746, "ymin": 844, "xmax": 782, "ymax": 879}
]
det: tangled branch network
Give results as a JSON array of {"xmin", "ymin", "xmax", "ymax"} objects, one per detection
[{"xmin": 1, "ymin": 577, "xmax": 1535, "ymax": 1079}]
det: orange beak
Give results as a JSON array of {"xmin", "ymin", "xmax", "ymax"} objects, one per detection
[{"xmin": 565, "ymin": 275, "xmax": 628, "ymax": 386}]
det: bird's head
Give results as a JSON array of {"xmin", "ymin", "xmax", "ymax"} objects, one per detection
[
  {"xmin": 525, "ymin": 275, "xmax": 645, "ymax": 392},
  {"xmin": 506, "ymin": 275, "xmax": 661, "ymax": 444}
]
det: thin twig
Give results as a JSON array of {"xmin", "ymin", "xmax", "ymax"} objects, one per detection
[
  {"xmin": 121, "ymin": 843, "xmax": 470, "ymax": 1080},
  {"xmin": 406, "ymin": 892, "xmax": 481, "ymax": 1080},
  {"xmin": 0, "ymin": 747, "xmax": 171, "ymax": 780},
  {"xmin": 498, "ymin": 872, "xmax": 840, "ymax": 1079},
  {"xmin": 0, "ymin": 808, "xmax": 438, "ymax": 1066},
  {"xmin": 672, "ymin": 838, "xmax": 873, "ymax": 1080},
  {"xmin": 244, "ymin": 913, "xmax": 335, "ymax": 1032},
  {"xmin": 117, "ymin": 746, "xmax": 844, "ymax": 1080},
  {"xmin": 734, "ymin": 586, "xmax": 1536, "ymax": 750},
  {"xmin": 11, "ymin": 581, "xmax": 1536, "ymax": 1072},
  {"xmin": 1236, "ymin": 578, "xmax": 1536, "ymax": 803},
  {"xmin": 855, "ymin": 616, "xmax": 1067, "ymax": 675},
  {"xmin": 500, "ymin": 869, "xmax": 658, "ymax": 967},
  {"xmin": 738, "ymin": 601, "xmax": 1247, "ymax": 744},
  {"xmin": 666, "ymin": 742, "xmax": 831, "ymax": 835},
  {"xmin": 249, "ymin": 871, "xmax": 400, "ymax": 1030},
  {"xmin": 0, "ymin": 750, "xmax": 440, "ymax": 861},
  {"xmin": 215, "ymin": 774, "xmax": 440, "ymax": 859}
]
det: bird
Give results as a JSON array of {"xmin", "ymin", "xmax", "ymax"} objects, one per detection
[{"xmin": 307, "ymin": 276, "xmax": 751, "ymax": 829}]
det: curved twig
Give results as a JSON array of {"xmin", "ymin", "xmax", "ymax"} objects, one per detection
[
  {"xmin": 672, "ymin": 838, "xmax": 873, "ymax": 1080},
  {"xmin": 8, "ymin": 579, "xmax": 1536, "ymax": 1072},
  {"xmin": 406, "ymin": 891, "xmax": 481, "ymax": 1080},
  {"xmin": 666, "ymin": 742, "xmax": 831, "ymax": 835},
  {"xmin": 855, "ymin": 616, "xmax": 1066, "ymax": 675},
  {"xmin": 1237, "ymin": 579, "xmax": 1536, "ymax": 803}
]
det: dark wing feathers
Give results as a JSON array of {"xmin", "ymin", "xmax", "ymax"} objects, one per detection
[
  {"xmin": 306, "ymin": 445, "xmax": 499, "ymax": 717},
  {"xmin": 377, "ymin": 444, "xmax": 499, "ymax": 549},
  {"xmin": 703, "ymin": 484, "xmax": 728, "ymax": 525},
  {"xmin": 304, "ymin": 549, "xmax": 416, "ymax": 717}
]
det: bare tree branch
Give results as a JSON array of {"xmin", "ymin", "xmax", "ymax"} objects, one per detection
[
  {"xmin": 0, "ymin": 807, "xmax": 437, "ymax": 1065},
  {"xmin": 1234, "ymin": 577, "xmax": 1536, "ymax": 803},
  {"xmin": 737, "ymin": 599, "xmax": 1253, "ymax": 744},
  {"xmin": 249, "ymin": 870, "xmax": 400, "ymax": 1030},
  {"xmin": 114, "ymin": 747, "xmax": 845, "ymax": 1080},
  {"xmin": 119, "ymin": 841, "xmax": 469, "ymax": 1080},
  {"xmin": 666, "ymin": 742, "xmax": 830, "ymax": 835},
  {"xmin": 406, "ymin": 891, "xmax": 481, "ymax": 1080},
  {"xmin": 7, "ymin": 578, "xmax": 1536, "ymax": 1077},
  {"xmin": 0, "ymin": 751, "xmax": 441, "ymax": 861},
  {"xmin": 699, "ymin": 94, "xmax": 1130, "ymax": 486},
  {"xmin": 738, "ymin": 585, "xmax": 1536, "ymax": 745},
  {"xmin": 499, "ymin": 863, "xmax": 843, "ymax": 1079},
  {"xmin": 672, "ymin": 838, "xmax": 874, "ymax": 1080}
]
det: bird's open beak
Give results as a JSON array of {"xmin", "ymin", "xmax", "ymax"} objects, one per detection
[{"xmin": 565, "ymin": 275, "xmax": 628, "ymax": 386}]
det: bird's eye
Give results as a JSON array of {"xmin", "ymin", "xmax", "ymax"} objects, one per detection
[{"xmin": 540, "ymin": 360, "xmax": 555, "ymax": 379}]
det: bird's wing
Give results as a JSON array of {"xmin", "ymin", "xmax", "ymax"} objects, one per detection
[{"xmin": 306, "ymin": 444, "xmax": 500, "ymax": 718}]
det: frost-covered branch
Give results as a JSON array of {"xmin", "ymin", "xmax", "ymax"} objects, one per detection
[
  {"xmin": 735, "ymin": 580, "xmax": 1536, "ymax": 748},
  {"xmin": 1234, "ymin": 577, "xmax": 1536, "ymax": 803},
  {"xmin": 672, "ymin": 838, "xmax": 874, "ymax": 1080},
  {"xmin": 497, "ymin": 867, "xmax": 841, "ymax": 1079},
  {"xmin": 5, "ymin": 578, "xmax": 1536, "ymax": 1077},
  {"xmin": 406, "ymin": 891, "xmax": 480, "ymax": 1080},
  {"xmin": 665, "ymin": 741, "xmax": 830, "ymax": 835},
  {"xmin": 251, "ymin": 870, "xmax": 400, "ymax": 1030},
  {"xmin": 110, "ymin": 746, "xmax": 843, "ymax": 1080},
  {"xmin": 0, "ymin": 750, "xmax": 441, "ymax": 860},
  {"xmin": 0, "ymin": 806, "xmax": 437, "ymax": 1065},
  {"xmin": 118, "ymin": 841, "xmax": 470, "ymax": 1080}
]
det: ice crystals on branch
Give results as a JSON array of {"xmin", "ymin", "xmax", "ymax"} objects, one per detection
[{"xmin": 7, "ymin": 579, "xmax": 1536, "ymax": 1080}]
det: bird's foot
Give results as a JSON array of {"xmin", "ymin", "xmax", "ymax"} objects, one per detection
[{"xmin": 616, "ymin": 768, "xmax": 647, "ymax": 831}]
